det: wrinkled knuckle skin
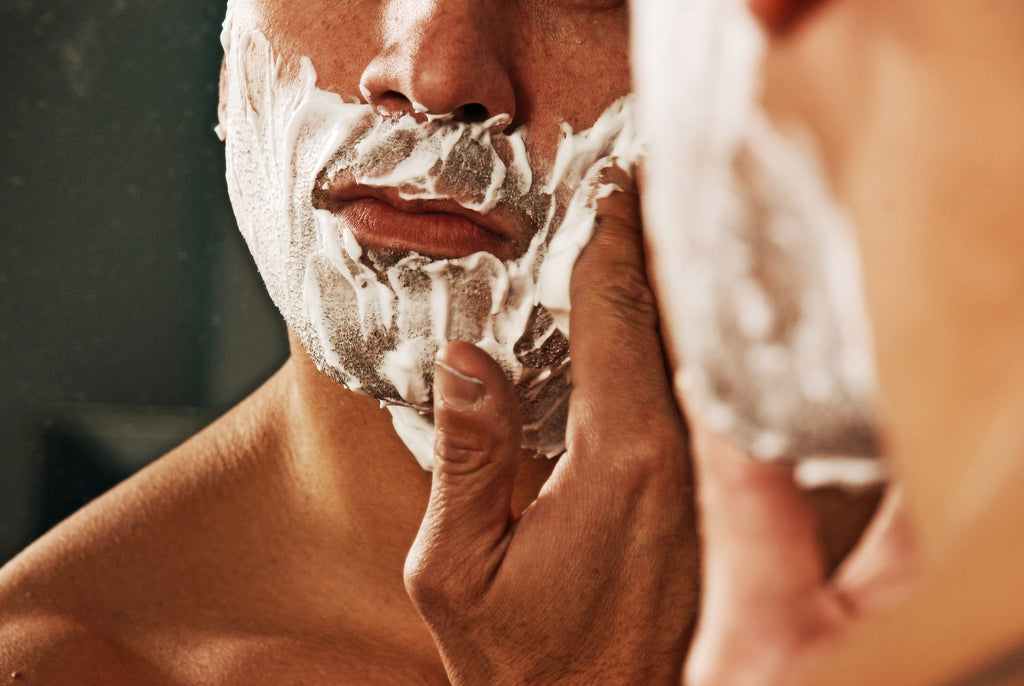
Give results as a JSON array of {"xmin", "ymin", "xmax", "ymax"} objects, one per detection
[
  {"xmin": 404, "ymin": 547, "xmax": 469, "ymax": 619},
  {"xmin": 595, "ymin": 208, "xmax": 638, "ymax": 239},
  {"xmin": 404, "ymin": 558, "xmax": 446, "ymax": 615},
  {"xmin": 403, "ymin": 551, "xmax": 430, "ymax": 605},
  {"xmin": 585, "ymin": 261, "xmax": 659, "ymax": 323},
  {"xmin": 433, "ymin": 423, "xmax": 498, "ymax": 474},
  {"xmin": 572, "ymin": 202, "xmax": 659, "ymax": 326}
]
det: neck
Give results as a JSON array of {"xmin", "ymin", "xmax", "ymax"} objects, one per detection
[
  {"xmin": 272, "ymin": 335, "xmax": 556, "ymax": 604},
  {"xmin": 277, "ymin": 339, "xmax": 430, "ymax": 579}
]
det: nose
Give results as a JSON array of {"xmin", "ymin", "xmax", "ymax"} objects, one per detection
[{"xmin": 359, "ymin": 1, "xmax": 516, "ymax": 127}]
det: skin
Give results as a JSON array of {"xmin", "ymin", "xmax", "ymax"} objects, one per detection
[
  {"xmin": 751, "ymin": 1, "xmax": 1024, "ymax": 684},
  {"xmin": 409, "ymin": 177, "xmax": 699, "ymax": 683},
  {"xmin": 237, "ymin": 0, "xmax": 633, "ymax": 172},
  {"xmin": 407, "ymin": 175, "xmax": 881, "ymax": 686},
  {"xmin": 414, "ymin": 1, "xmax": 1024, "ymax": 684},
  {"xmin": 0, "ymin": 0, "xmax": 879, "ymax": 682},
  {"xmin": 410, "ymin": 0, "xmax": 1024, "ymax": 685}
]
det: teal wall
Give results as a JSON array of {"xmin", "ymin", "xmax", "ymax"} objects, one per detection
[{"xmin": 0, "ymin": 1, "xmax": 289, "ymax": 561}]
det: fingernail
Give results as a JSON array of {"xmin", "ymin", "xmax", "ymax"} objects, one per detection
[{"xmin": 435, "ymin": 361, "xmax": 485, "ymax": 412}]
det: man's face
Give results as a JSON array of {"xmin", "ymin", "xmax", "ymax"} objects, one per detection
[
  {"xmin": 219, "ymin": 0, "xmax": 635, "ymax": 466},
  {"xmin": 633, "ymin": 0, "xmax": 880, "ymax": 485}
]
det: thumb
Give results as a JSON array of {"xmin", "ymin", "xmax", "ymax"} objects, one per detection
[{"xmin": 405, "ymin": 341, "xmax": 523, "ymax": 607}]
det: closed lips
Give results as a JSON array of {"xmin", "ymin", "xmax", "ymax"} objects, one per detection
[{"xmin": 316, "ymin": 185, "xmax": 518, "ymax": 260}]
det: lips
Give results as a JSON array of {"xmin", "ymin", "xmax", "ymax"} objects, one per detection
[{"xmin": 314, "ymin": 183, "xmax": 520, "ymax": 261}]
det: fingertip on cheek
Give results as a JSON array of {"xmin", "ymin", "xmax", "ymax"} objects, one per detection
[
  {"xmin": 596, "ymin": 157, "xmax": 634, "ymax": 190},
  {"xmin": 594, "ymin": 191, "xmax": 634, "ymax": 224},
  {"xmin": 593, "ymin": 176, "xmax": 639, "ymax": 220}
]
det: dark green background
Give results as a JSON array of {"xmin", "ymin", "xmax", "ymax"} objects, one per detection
[{"xmin": 1, "ymin": 1, "xmax": 289, "ymax": 562}]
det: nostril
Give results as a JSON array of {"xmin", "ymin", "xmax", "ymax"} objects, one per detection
[
  {"xmin": 454, "ymin": 103, "xmax": 490, "ymax": 124},
  {"xmin": 372, "ymin": 89, "xmax": 413, "ymax": 115},
  {"xmin": 365, "ymin": 85, "xmax": 500, "ymax": 125}
]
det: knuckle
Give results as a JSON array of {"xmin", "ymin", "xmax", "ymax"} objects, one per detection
[
  {"xmin": 571, "ymin": 197, "xmax": 662, "ymax": 330},
  {"xmin": 432, "ymin": 417, "xmax": 521, "ymax": 483},
  {"xmin": 614, "ymin": 438, "xmax": 686, "ymax": 493},
  {"xmin": 404, "ymin": 543, "xmax": 467, "ymax": 614},
  {"xmin": 577, "ymin": 259, "xmax": 659, "ymax": 322},
  {"xmin": 574, "ymin": 420, "xmax": 688, "ymax": 494},
  {"xmin": 433, "ymin": 423, "xmax": 495, "ymax": 472},
  {"xmin": 433, "ymin": 403, "xmax": 521, "ymax": 474},
  {"xmin": 602, "ymin": 262, "xmax": 658, "ymax": 313},
  {"xmin": 403, "ymin": 554, "xmax": 443, "ymax": 608},
  {"xmin": 404, "ymin": 487, "xmax": 513, "ymax": 618}
]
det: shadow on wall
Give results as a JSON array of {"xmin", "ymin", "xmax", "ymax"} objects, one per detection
[{"xmin": 0, "ymin": 1, "xmax": 289, "ymax": 562}]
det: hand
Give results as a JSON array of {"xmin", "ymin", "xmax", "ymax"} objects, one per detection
[
  {"xmin": 404, "ymin": 170, "xmax": 699, "ymax": 685},
  {"xmin": 684, "ymin": 422, "xmax": 918, "ymax": 686}
]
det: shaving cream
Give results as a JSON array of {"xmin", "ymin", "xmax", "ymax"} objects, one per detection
[
  {"xmin": 219, "ymin": 7, "xmax": 639, "ymax": 469},
  {"xmin": 632, "ymin": 0, "xmax": 885, "ymax": 486}
]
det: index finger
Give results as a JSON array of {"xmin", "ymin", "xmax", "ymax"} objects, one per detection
[{"xmin": 566, "ymin": 166, "xmax": 687, "ymax": 465}]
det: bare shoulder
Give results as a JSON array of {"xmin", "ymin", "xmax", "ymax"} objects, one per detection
[
  {"xmin": 0, "ymin": 372, "xmax": 291, "ymax": 681},
  {"xmin": 0, "ymin": 364, "xmax": 448, "ymax": 684},
  {"xmin": 0, "ymin": 612, "xmax": 168, "ymax": 685}
]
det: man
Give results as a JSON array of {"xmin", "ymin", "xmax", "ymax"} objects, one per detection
[
  {"xmin": 0, "ymin": 0, "xmax": 876, "ymax": 682},
  {"xmin": 411, "ymin": 0, "xmax": 1024, "ymax": 684}
]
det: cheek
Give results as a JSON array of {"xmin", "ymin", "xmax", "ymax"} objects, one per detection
[
  {"xmin": 516, "ymin": 35, "xmax": 632, "ymax": 169},
  {"xmin": 251, "ymin": 0, "xmax": 381, "ymax": 98},
  {"xmin": 240, "ymin": 0, "xmax": 632, "ymax": 170}
]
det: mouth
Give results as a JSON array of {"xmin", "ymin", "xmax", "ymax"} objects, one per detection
[{"xmin": 313, "ymin": 181, "xmax": 521, "ymax": 261}]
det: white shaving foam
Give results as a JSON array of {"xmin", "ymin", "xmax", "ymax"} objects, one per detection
[
  {"xmin": 632, "ymin": 0, "xmax": 885, "ymax": 487},
  {"xmin": 220, "ymin": 7, "xmax": 639, "ymax": 469}
]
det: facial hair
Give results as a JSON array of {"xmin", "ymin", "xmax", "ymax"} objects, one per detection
[{"xmin": 219, "ymin": 9, "xmax": 640, "ymax": 468}]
